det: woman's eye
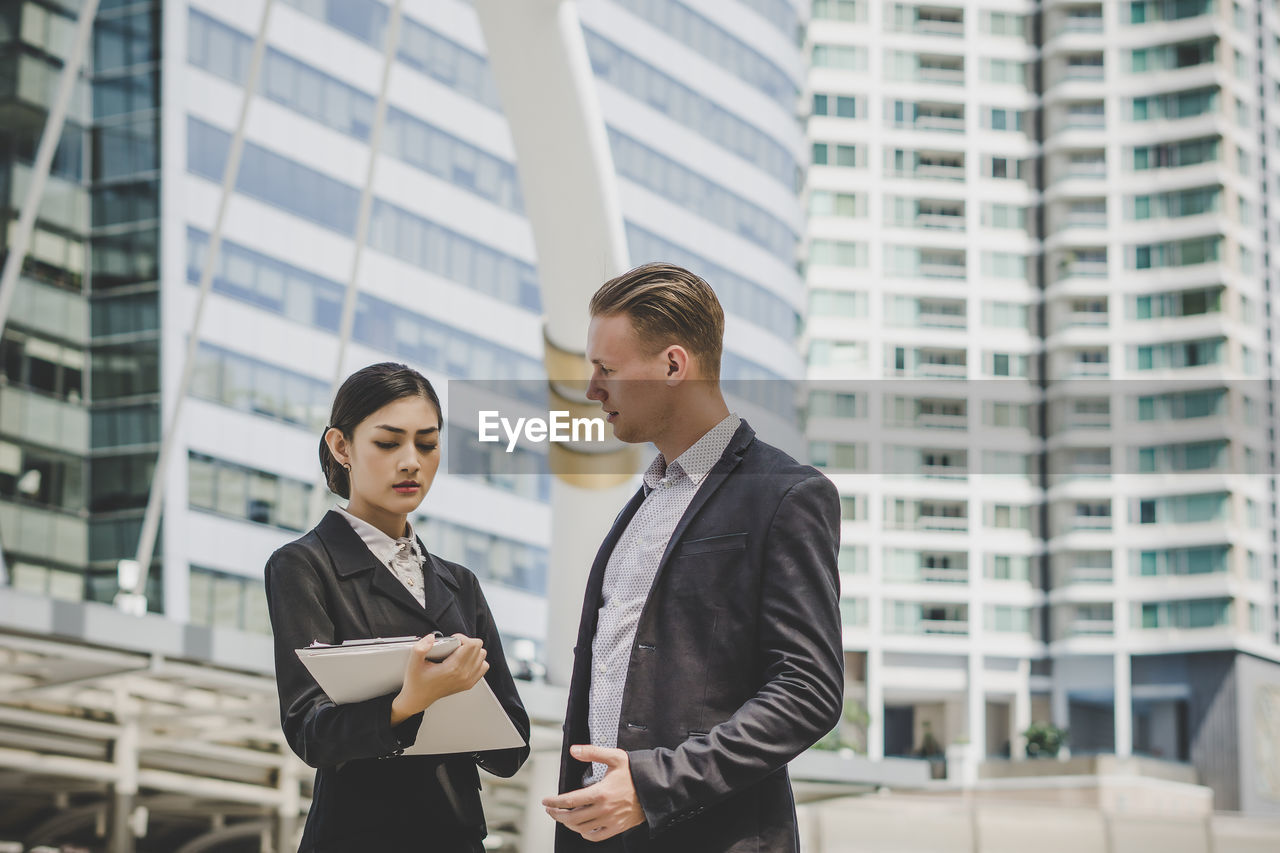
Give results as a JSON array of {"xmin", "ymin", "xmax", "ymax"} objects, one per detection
[
  {"xmin": 375, "ymin": 441, "xmax": 397, "ymax": 450},
  {"xmin": 418, "ymin": 444, "xmax": 438, "ymax": 453}
]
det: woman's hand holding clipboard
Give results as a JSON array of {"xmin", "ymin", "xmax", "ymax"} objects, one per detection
[{"xmin": 391, "ymin": 633, "xmax": 489, "ymax": 726}]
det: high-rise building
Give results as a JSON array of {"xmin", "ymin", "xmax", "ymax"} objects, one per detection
[
  {"xmin": 2, "ymin": 0, "xmax": 165, "ymax": 607},
  {"xmin": 1, "ymin": 0, "xmax": 806, "ymax": 676},
  {"xmin": 805, "ymin": 0, "xmax": 1280, "ymax": 813}
]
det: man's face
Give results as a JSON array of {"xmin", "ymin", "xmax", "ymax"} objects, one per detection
[{"xmin": 585, "ymin": 313, "xmax": 672, "ymax": 444}]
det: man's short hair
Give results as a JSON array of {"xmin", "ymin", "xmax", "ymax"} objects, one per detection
[{"xmin": 589, "ymin": 262, "xmax": 725, "ymax": 379}]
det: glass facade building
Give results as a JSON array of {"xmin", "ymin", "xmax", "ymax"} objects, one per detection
[{"xmin": 1, "ymin": 0, "xmax": 806, "ymax": 661}]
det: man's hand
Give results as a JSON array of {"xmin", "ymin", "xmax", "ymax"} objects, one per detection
[{"xmin": 541, "ymin": 745, "xmax": 645, "ymax": 841}]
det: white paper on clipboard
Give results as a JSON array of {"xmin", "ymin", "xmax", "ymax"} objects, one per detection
[{"xmin": 296, "ymin": 640, "xmax": 525, "ymax": 755}]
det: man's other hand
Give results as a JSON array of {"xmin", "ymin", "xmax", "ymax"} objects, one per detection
[{"xmin": 541, "ymin": 745, "xmax": 645, "ymax": 842}]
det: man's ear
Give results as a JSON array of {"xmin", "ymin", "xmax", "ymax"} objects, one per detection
[{"xmin": 664, "ymin": 346, "xmax": 690, "ymax": 381}]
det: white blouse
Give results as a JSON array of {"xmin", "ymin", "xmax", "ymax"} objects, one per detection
[{"xmin": 335, "ymin": 505, "xmax": 426, "ymax": 608}]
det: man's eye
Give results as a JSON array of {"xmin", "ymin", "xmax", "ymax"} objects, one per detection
[{"xmin": 375, "ymin": 441, "xmax": 397, "ymax": 449}]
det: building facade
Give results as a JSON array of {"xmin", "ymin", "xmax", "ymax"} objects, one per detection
[
  {"xmin": 804, "ymin": 0, "xmax": 1280, "ymax": 812},
  {"xmin": 0, "ymin": 0, "xmax": 806, "ymax": 678}
]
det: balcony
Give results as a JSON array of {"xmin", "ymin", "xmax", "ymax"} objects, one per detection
[
  {"xmin": 0, "ymin": 499, "xmax": 88, "ymax": 567},
  {"xmin": 920, "ymin": 565, "xmax": 968, "ymax": 583},
  {"xmin": 916, "ymin": 212, "xmax": 966, "ymax": 230},
  {"xmin": 1070, "ymin": 515, "xmax": 1113, "ymax": 532},
  {"xmin": 917, "ymin": 513, "xmax": 968, "ymax": 532},
  {"xmin": 1062, "ymin": 63, "xmax": 1105, "ymax": 82},
  {"xmin": 1062, "ymin": 411, "xmax": 1111, "ymax": 430},
  {"xmin": 917, "ymin": 311, "xmax": 966, "ymax": 329},
  {"xmin": 1058, "ymin": 261, "xmax": 1109, "ymax": 279},
  {"xmin": 917, "ymin": 65, "xmax": 965, "ymax": 85},
  {"xmin": 1059, "ymin": 464, "xmax": 1112, "ymax": 482},
  {"xmin": 919, "ymin": 258, "xmax": 967, "ymax": 279},
  {"xmin": 1063, "ymin": 566, "xmax": 1114, "ymax": 584},
  {"xmin": 0, "ymin": 385, "xmax": 89, "ymax": 450},
  {"xmin": 1061, "ymin": 15, "xmax": 1103, "ymax": 33},
  {"xmin": 1066, "ymin": 361, "xmax": 1110, "ymax": 378},
  {"xmin": 2, "ymin": 53, "xmax": 89, "ymax": 113},
  {"xmin": 921, "ymin": 618, "xmax": 969, "ymax": 635},
  {"xmin": 1062, "ymin": 113, "xmax": 1106, "ymax": 131},
  {"xmin": 912, "ymin": 163, "xmax": 965, "ymax": 181},
  {"xmin": 1063, "ymin": 212, "xmax": 1108, "ymax": 229},
  {"xmin": 886, "ymin": 564, "xmax": 969, "ymax": 584},
  {"xmin": 1063, "ymin": 311, "xmax": 1109, "ymax": 327},
  {"xmin": 1062, "ymin": 162, "xmax": 1106, "ymax": 180},
  {"xmin": 1068, "ymin": 618, "xmax": 1114, "ymax": 637},
  {"xmin": 915, "ymin": 361, "xmax": 967, "ymax": 378},
  {"xmin": 912, "ymin": 114, "xmax": 965, "ymax": 133},
  {"xmin": 914, "ymin": 18, "xmax": 964, "ymax": 37},
  {"xmin": 921, "ymin": 463, "xmax": 968, "ymax": 480},
  {"xmin": 915, "ymin": 411, "xmax": 967, "ymax": 428}
]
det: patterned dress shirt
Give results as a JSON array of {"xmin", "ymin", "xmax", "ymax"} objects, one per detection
[
  {"xmin": 335, "ymin": 505, "xmax": 426, "ymax": 608},
  {"xmin": 584, "ymin": 413, "xmax": 741, "ymax": 784}
]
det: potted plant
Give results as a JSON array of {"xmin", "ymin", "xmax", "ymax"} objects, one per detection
[{"xmin": 1022, "ymin": 721, "xmax": 1068, "ymax": 758}]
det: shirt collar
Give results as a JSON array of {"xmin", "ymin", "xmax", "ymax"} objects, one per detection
[
  {"xmin": 334, "ymin": 505, "xmax": 417, "ymax": 567},
  {"xmin": 643, "ymin": 413, "xmax": 741, "ymax": 492}
]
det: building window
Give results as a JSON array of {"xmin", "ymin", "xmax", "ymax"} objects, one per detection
[
  {"xmin": 189, "ymin": 566, "xmax": 270, "ymax": 634},
  {"xmin": 813, "ymin": 93, "xmax": 859, "ymax": 118},
  {"xmin": 840, "ymin": 494, "xmax": 865, "ymax": 520},
  {"xmin": 810, "ymin": 239, "xmax": 868, "ymax": 267},
  {"xmin": 812, "ymin": 44, "xmax": 867, "ymax": 70},
  {"xmin": 188, "ymin": 453, "xmax": 311, "ymax": 532},
  {"xmin": 809, "ymin": 289, "xmax": 867, "ymax": 317},
  {"xmin": 812, "ymin": 142, "xmax": 860, "ymax": 167},
  {"xmin": 809, "ymin": 391, "xmax": 864, "ymax": 418},
  {"xmin": 813, "ymin": 0, "xmax": 863, "ymax": 20},
  {"xmin": 1138, "ymin": 598, "xmax": 1231, "ymax": 629}
]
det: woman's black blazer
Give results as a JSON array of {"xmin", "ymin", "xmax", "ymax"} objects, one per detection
[{"xmin": 264, "ymin": 509, "xmax": 531, "ymax": 853}]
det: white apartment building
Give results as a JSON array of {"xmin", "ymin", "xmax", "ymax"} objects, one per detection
[{"xmin": 804, "ymin": 0, "xmax": 1280, "ymax": 813}]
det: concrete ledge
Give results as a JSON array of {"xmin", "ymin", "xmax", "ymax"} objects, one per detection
[
  {"xmin": 981, "ymin": 754, "xmax": 1199, "ymax": 785},
  {"xmin": 0, "ymin": 588, "xmax": 273, "ymax": 674}
]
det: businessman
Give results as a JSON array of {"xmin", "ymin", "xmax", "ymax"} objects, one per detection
[{"xmin": 543, "ymin": 263, "xmax": 844, "ymax": 851}]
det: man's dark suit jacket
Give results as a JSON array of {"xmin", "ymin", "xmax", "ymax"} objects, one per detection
[
  {"xmin": 265, "ymin": 509, "xmax": 531, "ymax": 853},
  {"xmin": 556, "ymin": 420, "xmax": 844, "ymax": 852}
]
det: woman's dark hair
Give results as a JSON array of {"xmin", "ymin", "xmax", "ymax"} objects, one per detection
[{"xmin": 319, "ymin": 362, "xmax": 442, "ymax": 499}]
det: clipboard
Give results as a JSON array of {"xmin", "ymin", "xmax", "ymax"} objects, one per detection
[{"xmin": 296, "ymin": 637, "xmax": 526, "ymax": 756}]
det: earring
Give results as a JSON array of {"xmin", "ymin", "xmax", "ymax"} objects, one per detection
[{"xmin": 343, "ymin": 462, "xmax": 351, "ymax": 471}]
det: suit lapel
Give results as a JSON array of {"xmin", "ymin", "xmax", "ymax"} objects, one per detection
[
  {"xmin": 564, "ymin": 484, "xmax": 646, "ymax": 753},
  {"xmin": 575, "ymin": 486, "xmax": 646, "ymax": 651},
  {"xmin": 315, "ymin": 510, "xmax": 456, "ymax": 631},
  {"xmin": 420, "ymin": 550, "xmax": 464, "ymax": 633},
  {"xmin": 647, "ymin": 420, "xmax": 755, "ymax": 594}
]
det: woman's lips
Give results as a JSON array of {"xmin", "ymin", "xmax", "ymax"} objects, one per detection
[
  {"xmin": 606, "ymin": 411, "xmax": 618, "ymax": 423},
  {"xmin": 393, "ymin": 483, "xmax": 420, "ymax": 494}
]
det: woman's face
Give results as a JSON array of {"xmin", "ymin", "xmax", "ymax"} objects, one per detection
[{"xmin": 334, "ymin": 395, "xmax": 441, "ymax": 515}]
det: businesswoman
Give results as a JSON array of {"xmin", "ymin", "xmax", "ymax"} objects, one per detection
[{"xmin": 265, "ymin": 362, "xmax": 530, "ymax": 852}]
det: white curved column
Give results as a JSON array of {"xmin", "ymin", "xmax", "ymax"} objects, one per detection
[{"xmin": 473, "ymin": 0, "xmax": 641, "ymax": 689}]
